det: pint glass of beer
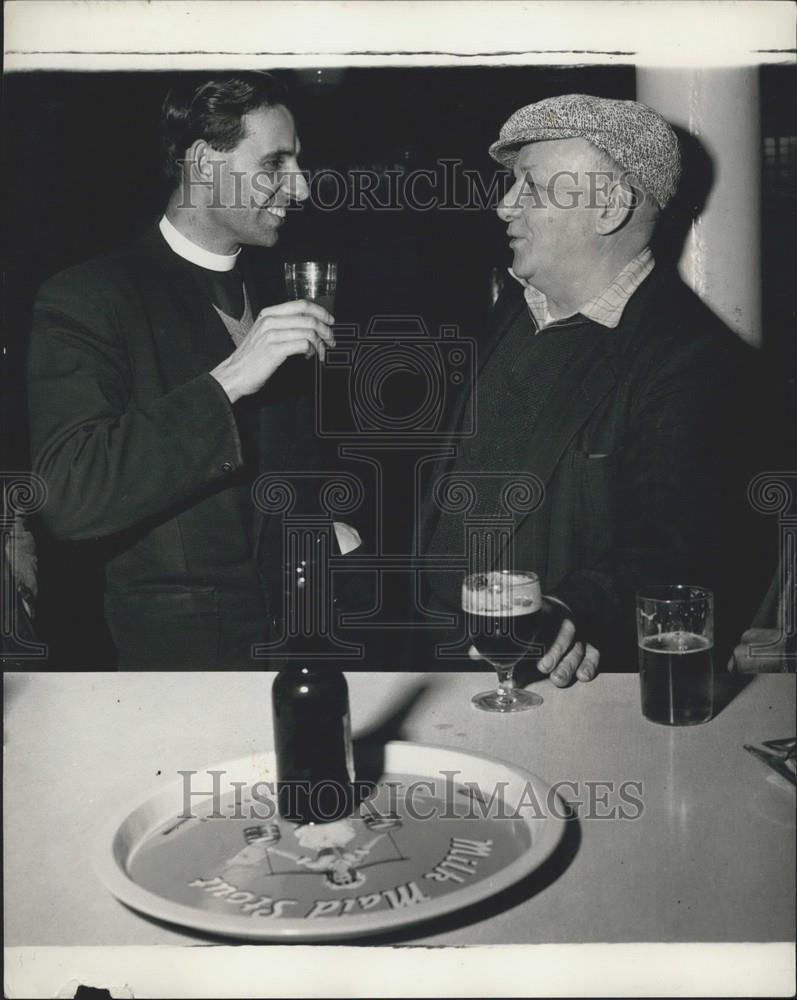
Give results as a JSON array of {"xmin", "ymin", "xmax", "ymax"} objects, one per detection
[{"xmin": 636, "ymin": 585, "xmax": 714, "ymax": 725}]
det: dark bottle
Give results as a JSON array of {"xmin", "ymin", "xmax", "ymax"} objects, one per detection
[{"xmin": 272, "ymin": 665, "xmax": 355, "ymax": 824}]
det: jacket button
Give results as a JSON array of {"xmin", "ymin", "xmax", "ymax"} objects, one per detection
[{"xmin": 221, "ymin": 461, "xmax": 233, "ymax": 473}]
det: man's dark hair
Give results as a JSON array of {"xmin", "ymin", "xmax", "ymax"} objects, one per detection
[{"xmin": 161, "ymin": 71, "xmax": 289, "ymax": 186}]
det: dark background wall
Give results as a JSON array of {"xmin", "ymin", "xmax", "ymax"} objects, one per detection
[{"xmin": 3, "ymin": 64, "xmax": 794, "ymax": 665}]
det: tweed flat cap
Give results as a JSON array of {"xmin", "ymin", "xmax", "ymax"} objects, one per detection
[{"xmin": 489, "ymin": 93, "xmax": 681, "ymax": 208}]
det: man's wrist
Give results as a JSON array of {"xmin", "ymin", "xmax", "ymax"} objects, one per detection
[{"xmin": 210, "ymin": 360, "xmax": 241, "ymax": 404}]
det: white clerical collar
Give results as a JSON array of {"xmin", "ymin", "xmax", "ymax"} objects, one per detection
[{"xmin": 159, "ymin": 215, "xmax": 240, "ymax": 272}]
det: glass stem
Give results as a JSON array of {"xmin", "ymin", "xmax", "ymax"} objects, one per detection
[{"xmin": 495, "ymin": 665, "xmax": 517, "ymax": 700}]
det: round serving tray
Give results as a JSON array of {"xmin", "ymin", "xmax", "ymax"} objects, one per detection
[{"xmin": 94, "ymin": 740, "xmax": 566, "ymax": 941}]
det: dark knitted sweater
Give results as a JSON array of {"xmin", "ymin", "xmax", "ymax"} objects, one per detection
[{"xmin": 425, "ymin": 305, "xmax": 596, "ymax": 587}]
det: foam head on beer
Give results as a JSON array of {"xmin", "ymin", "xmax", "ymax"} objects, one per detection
[{"xmin": 462, "ymin": 570, "xmax": 542, "ymax": 617}]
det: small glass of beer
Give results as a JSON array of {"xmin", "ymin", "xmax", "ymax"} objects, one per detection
[
  {"xmin": 636, "ymin": 585, "xmax": 714, "ymax": 725},
  {"xmin": 284, "ymin": 261, "xmax": 337, "ymax": 315},
  {"xmin": 462, "ymin": 570, "xmax": 544, "ymax": 712}
]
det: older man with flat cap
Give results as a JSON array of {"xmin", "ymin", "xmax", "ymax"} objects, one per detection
[{"xmin": 419, "ymin": 94, "xmax": 746, "ymax": 681}]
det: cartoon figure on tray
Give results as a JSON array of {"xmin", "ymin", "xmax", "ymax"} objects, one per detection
[{"xmin": 225, "ymin": 814, "xmax": 404, "ymax": 889}]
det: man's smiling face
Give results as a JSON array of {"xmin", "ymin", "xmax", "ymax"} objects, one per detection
[{"xmin": 209, "ymin": 103, "xmax": 309, "ymax": 250}]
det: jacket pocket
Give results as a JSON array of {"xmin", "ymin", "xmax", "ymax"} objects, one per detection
[{"xmin": 104, "ymin": 586, "xmax": 221, "ymax": 668}]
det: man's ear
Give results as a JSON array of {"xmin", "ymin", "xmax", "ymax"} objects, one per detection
[
  {"xmin": 185, "ymin": 138, "xmax": 215, "ymax": 184},
  {"xmin": 595, "ymin": 177, "xmax": 635, "ymax": 235}
]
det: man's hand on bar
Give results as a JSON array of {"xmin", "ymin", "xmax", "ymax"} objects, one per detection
[
  {"xmin": 468, "ymin": 598, "xmax": 600, "ymax": 687},
  {"xmin": 727, "ymin": 628, "xmax": 795, "ymax": 673}
]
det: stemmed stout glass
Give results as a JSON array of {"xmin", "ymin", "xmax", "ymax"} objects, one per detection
[{"xmin": 463, "ymin": 570, "xmax": 544, "ymax": 712}]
